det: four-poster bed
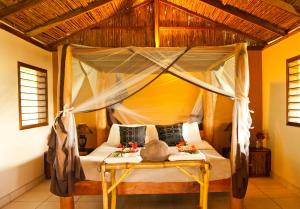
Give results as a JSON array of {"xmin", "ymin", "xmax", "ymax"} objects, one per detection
[{"xmin": 49, "ymin": 43, "xmax": 251, "ymax": 209}]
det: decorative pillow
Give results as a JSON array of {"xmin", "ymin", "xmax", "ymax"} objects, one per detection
[
  {"xmin": 140, "ymin": 140, "xmax": 169, "ymax": 161},
  {"xmin": 119, "ymin": 126, "xmax": 146, "ymax": 147},
  {"xmin": 182, "ymin": 122, "xmax": 202, "ymax": 144},
  {"xmin": 107, "ymin": 124, "xmax": 158, "ymax": 146},
  {"xmin": 156, "ymin": 123, "xmax": 183, "ymax": 146}
]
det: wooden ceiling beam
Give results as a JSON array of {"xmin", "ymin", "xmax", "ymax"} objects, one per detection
[
  {"xmin": 26, "ymin": 0, "xmax": 112, "ymax": 37},
  {"xmin": 0, "ymin": 22, "xmax": 55, "ymax": 51},
  {"xmin": 160, "ymin": 26, "xmax": 222, "ymax": 30},
  {"xmin": 161, "ymin": 0, "xmax": 266, "ymax": 44},
  {"xmin": 200, "ymin": 0, "xmax": 287, "ymax": 36},
  {"xmin": 0, "ymin": 0, "xmax": 43, "ymax": 19},
  {"xmin": 48, "ymin": 1, "xmax": 153, "ymax": 49},
  {"xmin": 262, "ymin": 0, "xmax": 300, "ymax": 17},
  {"xmin": 77, "ymin": 25, "xmax": 252, "ymax": 30}
]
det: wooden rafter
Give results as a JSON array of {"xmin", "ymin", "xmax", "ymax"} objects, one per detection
[
  {"xmin": 262, "ymin": 0, "xmax": 300, "ymax": 17},
  {"xmin": 199, "ymin": 0, "xmax": 287, "ymax": 36},
  {"xmin": 0, "ymin": 22, "xmax": 54, "ymax": 51},
  {"xmin": 0, "ymin": 0, "xmax": 43, "ymax": 19},
  {"xmin": 160, "ymin": 26, "xmax": 228, "ymax": 30},
  {"xmin": 154, "ymin": 0, "xmax": 160, "ymax": 47},
  {"xmin": 26, "ymin": 0, "xmax": 112, "ymax": 37},
  {"xmin": 160, "ymin": 0, "xmax": 266, "ymax": 44},
  {"xmin": 48, "ymin": 1, "xmax": 153, "ymax": 48}
]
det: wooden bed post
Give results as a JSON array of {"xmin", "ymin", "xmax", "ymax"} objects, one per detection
[
  {"xmin": 60, "ymin": 197, "xmax": 74, "ymax": 209},
  {"xmin": 230, "ymin": 196, "xmax": 244, "ymax": 209}
]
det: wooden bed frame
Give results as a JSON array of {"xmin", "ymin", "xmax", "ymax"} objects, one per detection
[{"xmin": 60, "ymin": 178, "xmax": 244, "ymax": 209}]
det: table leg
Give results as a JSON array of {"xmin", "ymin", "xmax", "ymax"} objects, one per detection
[
  {"xmin": 199, "ymin": 168, "xmax": 204, "ymax": 209},
  {"xmin": 111, "ymin": 169, "xmax": 117, "ymax": 209},
  {"xmin": 101, "ymin": 165, "xmax": 109, "ymax": 209},
  {"xmin": 202, "ymin": 164, "xmax": 210, "ymax": 209}
]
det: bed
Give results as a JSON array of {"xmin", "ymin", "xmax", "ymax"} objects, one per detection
[
  {"xmin": 56, "ymin": 44, "xmax": 251, "ymax": 209},
  {"xmin": 80, "ymin": 141, "xmax": 231, "ymax": 183},
  {"xmin": 70, "ymin": 123, "xmax": 231, "ymax": 198}
]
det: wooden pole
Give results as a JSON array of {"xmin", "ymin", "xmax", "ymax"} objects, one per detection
[
  {"xmin": 154, "ymin": 0, "xmax": 160, "ymax": 48},
  {"xmin": 230, "ymin": 196, "xmax": 244, "ymax": 209},
  {"xmin": 63, "ymin": 46, "xmax": 72, "ymax": 107},
  {"xmin": 101, "ymin": 164, "xmax": 109, "ymax": 209},
  {"xmin": 202, "ymin": 164, "xmax": 210, "ymax": 209},
  {"xmin": 199, "ymin": 168, "xmax": 204, "ymax": 208},
  {"xmin": 111, "ymin": 170, "xmax": 117, "ymax": 209},
  {"xmin": 60, "ymin": 197, "xmax": 74, "ymax": 209}
]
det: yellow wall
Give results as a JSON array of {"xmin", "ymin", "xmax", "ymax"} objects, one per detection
[
  {"xmin": 262, "ymin": 32, "xmax": 300, "ymax": 188},
  {"xmin": 116, "ymin": 73, "xmax": 200, "ymax": 124},
  {"xmin": 0, "ymin": 29, "xmax": 53, "ymax": 202}
]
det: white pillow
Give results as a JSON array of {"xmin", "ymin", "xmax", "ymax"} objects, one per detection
[
  {"xmin": 182, "ymin": 122, "xmax": 202, "ymax": 144},
  {"xmin": 106, "ymin": 124, "xmax": 158, "ymax": 146}
]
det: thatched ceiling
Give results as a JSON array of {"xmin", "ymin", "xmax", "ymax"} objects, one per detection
[{"xmin": 0, "ymin": 0, "xmax": 299, "ymax": 51}]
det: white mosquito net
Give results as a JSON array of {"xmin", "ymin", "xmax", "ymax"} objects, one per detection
[
  {"xmin": 70, "ymin": 45, "xmax": 235, "ymax": 113},
  {"xmin": 56, "ymin": 43, "xmax": 251, "ymax": 199}
]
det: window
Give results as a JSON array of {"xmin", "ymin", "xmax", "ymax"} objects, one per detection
[
  {"xmin": 287, "ymin": 55, "xmax": 300, "ymax": 127},
  {"xmin": 18, "ymin": 62, "xmax": 48, "ymax": 130}
]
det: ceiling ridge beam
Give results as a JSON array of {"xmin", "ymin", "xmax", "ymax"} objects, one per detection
[
  {"xmin": 26, "ymin": 0, "xmax": 112, "ymax": 37},
  {"xmin": 200, "ymin": 0, "xmax": 287, "ymax": 36},
  {"xmin": 91, "ymin": 25, "xmax": 232, "ymax": 29},
  {"xmin": 160, "ymin": 0, "xmax": 266, "ymax": 44},
  {"xmin": 48, "ymin": 0, "xmax": 153, "ymax": 48},
  {"xmin": 261, "ymin": 0, "xmax": 300, "ymax": 17},
  {"xmin": 160, "ymin": 26, "xmax": 224, "ymax": 30},
  {"xmin": 0, "ymin": 0, "xmax": 43, "ymax": 19}
]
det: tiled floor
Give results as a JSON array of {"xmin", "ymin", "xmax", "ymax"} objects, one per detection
[{"xmin": 2, "ymin": 178, "xmax": 300, "ymax": 209}]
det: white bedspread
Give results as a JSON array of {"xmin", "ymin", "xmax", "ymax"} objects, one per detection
[{"xmin": 80, "ymin": 141, "xmax": 231, "ymax": 182}]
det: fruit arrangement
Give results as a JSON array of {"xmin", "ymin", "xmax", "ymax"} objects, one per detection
[
  {"xmin": 176, "ymin": 139, "xmax": 199, "ymax": 154},
  {"xmin": 111, "ymin": 142, "xmax": 139, "ymax": 157}
]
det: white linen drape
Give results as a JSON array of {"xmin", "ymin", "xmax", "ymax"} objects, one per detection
[{"xmin": 231, "ymin": 44, "xmax": 251, "ymax": 198}]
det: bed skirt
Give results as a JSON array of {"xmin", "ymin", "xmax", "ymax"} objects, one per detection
[{"xmin": 73, "ymin": 178, "xmax": 231, "ymax": 195}]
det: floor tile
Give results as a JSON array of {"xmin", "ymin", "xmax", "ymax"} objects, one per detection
[
  {"xmin": 245, "ymin": 197, "xmax": 281, "ymax": 209},
  {"xmin": 2, "ymin": 202, "xmax": 41, "ymax": 209},
  {"xmin": 36, "ymin": 201, "xmax": 60, "ymax": 209},
  {"xmin": 250, "ymin": 178, "xmax": 284, "ymax": 190},
  {"xmin": 261, "ymin": 188, "xmax": 300, "ymax": 198},
  {"xmin": 3, "ymin": 178, "xmax": 300, "ymax": 209},
  {"xmin": 14, "ymin": 192, "xmax": 51, "ymax": 202},
  {"xmin": 29, "ymin": 181, "xmax": 50, "ymax": 193},
  {"xmin": 47, "ymin": 195, "xmax": 80, "ymax": 202},
  {"xmin": 272, "ymin": 197, "xmax": 300, "ymax": 209},
  {"xmin": 246, "ymin": 186, "xmax": 267, "ymax": 198},
  {"xmin": 76, "ymin": 202, "xmax": 102, "ymax": 209}
]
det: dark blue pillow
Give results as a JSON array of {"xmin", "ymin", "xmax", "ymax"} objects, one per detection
[
  {"xmin": 156, "ymin": 123, "xmax": 183, "ymax": 146},
  {"xmin": 119, "ymin": 126, "xmax": 146, "ymax": 147}
]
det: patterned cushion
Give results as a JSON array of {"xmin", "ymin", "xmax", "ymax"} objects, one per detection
[
  {"xmin": 156, "ymin": 123, "xmax": 183, "ymax": 146},
  {"xmin": 119, "ymin": 126, "xmax": 146, "ymax": 147}
]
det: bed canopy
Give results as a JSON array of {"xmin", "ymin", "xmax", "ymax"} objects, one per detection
[{"xmin": 54, "ymin": 43, "xmax": 251, "ymax": 199}]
